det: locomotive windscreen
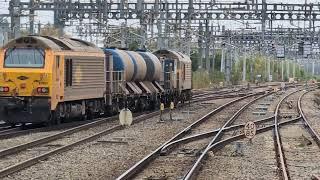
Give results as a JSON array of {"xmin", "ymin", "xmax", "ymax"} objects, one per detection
[{"xmin": 4, "ymin": 48, "xmax": 45, "ymax": 68}]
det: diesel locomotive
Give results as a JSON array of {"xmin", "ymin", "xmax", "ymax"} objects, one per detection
[{"xmin": 0, "ymin": 36, "xmax": 192, "ymax": 126}]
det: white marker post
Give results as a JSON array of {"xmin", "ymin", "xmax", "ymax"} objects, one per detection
[
  {"xmin": 170, "ymin": 102, "xmax": 174, "ymax": 120},
  {"xmin": 119, "ymin": 108, "xmax": 133, "ymax": 126},
  {"xmin": 160, "ymin": 103, "xmax": 164, "ymax": 122}
]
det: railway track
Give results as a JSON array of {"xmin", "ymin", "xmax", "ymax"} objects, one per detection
[
  {"xmin": 0, "ymin": 83, "xmax": 291, "ymax": 141},
  {"xmin": 116, "ymin": 91, "xmax": 273, "ymax": 179},
  {"xmin": 0, "ymin": 118, "xmax": 115, "ymax": 140},
  {"xmin": 117, "ymin": 86, "xmax": 311, "ymax": 180},
  {"xmin": 0, "ymin": 84, "xmax": 291, "ymax": 178},
  {"xmin": 0, "ymin": 88, "xmax": 267, "ymax": 178},
  {"xmin": 0, "ymin": 127, "xmax": 20, "ymax": 136},
  {"xmin": 0, "ymin": 111, "xmax": 161, "ymax": 178},
  {"xmin": 0, "ymin": 87, "xmax": 262, "ymax": 140},
  {"xmin": 274, "ymin": 89, "xmax": 320, "ymax": 180}
]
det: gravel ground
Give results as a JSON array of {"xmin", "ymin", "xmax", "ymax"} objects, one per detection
[
  {"xmin": 232, "ymin": 93, "xmax": 277, "ymax": 126},
  {"xmin": 132, "ymin": 93, "xmax": 274, "ymax": 179},
  {"xmin": 197, "ymin": 89, "xmax": 297, "ymax": 180},
  {"xmin": 302, "ymin": 90, "xmax": 320, "ymax": 135},
  {"xmin": 0, "ymin": 119, "xmax": 116, "ymax": 151},
  {"xmin": 0, "ymin": 130, "xmax": 64, "ymax": 151},
  {"xmin": 198, "ymin": 131, "xmax": 278, "ymax": 180},
  {"xmin": 0, "ymin": 120, "xmax": 119, "ymax": 170},
  {"xmin": 3, "ymin": 97, "xmax": 234, "ymax": 180},
  {"xmin": 280, "ymin": 125, "xmax": 320, "ymax": 179},
  {"xmin": 134, "ymin": 137, "xmax": 212, "ymax": 179},
  {"xmin": 278, "ymin": 89, "xmax": 320, "ymax": 179},
  {"xmin": 189, "ymin": 96, "xmax": 257, "ymax": 136},
  {"xmin": 278, "ymin": 90, "xmax": 301, "ymax": 119}
]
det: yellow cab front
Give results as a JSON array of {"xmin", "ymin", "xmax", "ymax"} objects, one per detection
[{"xmin": 0, "ymin": 47, "xmax": 53, "ymax": 125}]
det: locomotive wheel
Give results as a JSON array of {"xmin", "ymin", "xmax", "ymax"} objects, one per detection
[
  {"xmin": 55, "ymin": 114, "xmax": 62, "ymax": 125},
  {"xmin": 47, "ymin": 110, "xmax": 61, "ymax": 126},
  {"xmin": 85, "ymin": 109, "xmax": 93, "ymax": 120},
  {"xmin": 20, "ymin": 123, "xmax": 27, "ymax": 130}
]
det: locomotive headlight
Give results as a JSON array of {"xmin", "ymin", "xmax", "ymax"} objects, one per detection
[
  {"xmin": 41, "ymin": 87, "xmax": 48, "ymax": 93},
  {"xmin": 37, "ymin": 87, "xmax": 49, "ymax": 94},
  {"xmin": 0, "ymin": 86, "xmax": 9, "ymax": 92}
]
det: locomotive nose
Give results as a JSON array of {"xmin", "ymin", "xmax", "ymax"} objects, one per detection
[{"xmin": 0, "ymin": 72, "xmax": 50, "ymax": 97}]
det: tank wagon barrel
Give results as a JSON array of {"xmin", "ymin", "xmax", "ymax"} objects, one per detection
[
  {"xmin": 138, "ymin": 52, "xmax": 162, "ymax": 82},
  {"xmin": 126, "ymin": 51, "xmax": 147, "ymax": 81}
]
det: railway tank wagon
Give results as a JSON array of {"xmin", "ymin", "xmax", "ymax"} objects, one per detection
[
  {"xmin": 0, "ymin": 36, "xmax": 105, "ymax": 125},
  {"xmin": 104, "ymin": 48, "xmax": 164, "ymax": 113}
]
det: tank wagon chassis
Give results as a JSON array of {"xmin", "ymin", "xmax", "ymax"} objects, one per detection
[{"xmin": 0, "ymin": 36, "xmax": 192, "ymax": 126}]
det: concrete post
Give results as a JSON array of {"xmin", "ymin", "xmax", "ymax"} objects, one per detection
[
  {"xmin": 281, "ymin": 60, "xmax": 284, "ymax": 81},
  {"xmin": 221, "ymin": 48, "xmax": 225, "ymax": 72},
  {"xmin": 242, "ymin": 51, "xmax": 246, "ymax": 82},
  {"xmin": 268, "ymin": 56, "xmax": 271, "ymax": 82},
  {"xmin": 226, "ymin": 49, "xmax": 231, "ymax": 84},
  {"xmin": 293, "ymin": 62, "xmax": 296, "ymax": 78},
  {"xmin": 312, "ymin": 61, "xmax": 315, "ymax": 75},
  {"xmin": 286, "ymin": 60, "xmax": 290, "ymax": 78}
]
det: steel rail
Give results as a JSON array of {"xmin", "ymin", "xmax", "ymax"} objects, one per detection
[
  {"xmin": 0, "ymin": 127, "xmax": 20, "ymax": 135},
  {"xmin": 0, "ymin": 83, "xmax": 280, "ymax": 140},
  {"xmin": 0, "ymin": 116, "xmax": 115, "ymax": 158},
  {"xmin": 273, "ymin": 89, "xmax": 303, "ymax": 180},
  {"xmin": 183, "ymin": 92, "xmax": 272, "ymax": 180},
  {"xmin": 198, "ymin": 117, "xmax": 301, "ymax": 178},
  {"xmin": 0, "ymin": 110, "xmax": 159, "ymax": 158},
  {"xmin": 272, "ymin": 86, "xmax": 316, "ymax": 180},
  {"xmin": 0, "ymin": 126, "xmax": 11, "ymax": 130},
  {"xmin": 160, "ymin": 116, "xmax": 274, "ymax": 154},
  {"xmin": 183, "ymin": 116, "xmax": 302, "ymax": 180},
  {"xmin": 0, "ymin": 85, "xmax": 292, "ymax": 178},
  {"xmin": 116, "ymin": 91, "xmax": 266, "ymax": 180},
  {"xmin": 298, "ymin": 90, "xmax": 320, "ymax": 147},
  {"xmin": 0, "ymin": 90, "xmax": 237, "ymax": 178},
  {"xmin": 0, "ymin": 123, "xmax": 8, "ymax": 128},
  {"xmin": 192, "ymin": 89, "xmax": 240, "ymax": 98},
  {"xmin": 183, "ymin": 87, "xmax": 305, "ymax": 180},
  {"xmin": 0, "ymin": 87, "xmax": 251, "ymax": 158},
  {"xmin": 0, "ymin": 88, "xmax": 255, "ymax": 140},
  {"xmin": 0, "ymin": 117, "xmax": 117, "ymax": 140},
  {"xmin": 312, "ymin": 175, "xmax": 320, "ymax": 180},
  {"xmin": 0, "ymin": 111, "xmax": 159, "ymax": 178},
  {"xmin": 191, "ymin": 93, "xmax": 249, "ymax": 103}
]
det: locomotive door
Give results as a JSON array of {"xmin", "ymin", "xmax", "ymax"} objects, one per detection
[
  {"xmin": 164, "ymin": 59, "xmax": 174, "ymax": 89},
  {"xmin": 52, "ymin": 55, "xmax": 63, "ymax": 110}
]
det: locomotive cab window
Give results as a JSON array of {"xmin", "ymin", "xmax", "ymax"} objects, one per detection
[{"xmin": 4, "ymin": 48, "xmax": 45, "ymax": 68}]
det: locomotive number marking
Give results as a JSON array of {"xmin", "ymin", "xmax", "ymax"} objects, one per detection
[{"xmin": 244, "ymin": 121, "xmax": 256, "ymax": 139}]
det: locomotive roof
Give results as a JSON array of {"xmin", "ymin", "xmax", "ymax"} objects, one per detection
[
  {"xmin": 153, "ymin": 49, "xmax": 191, "ymax": 63},
  {"xmin": 3, "ymin": 36, "xmax": 102, "ymax": 52}
]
